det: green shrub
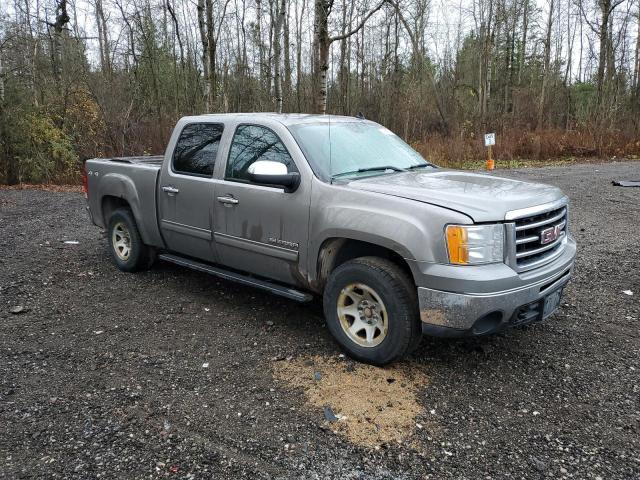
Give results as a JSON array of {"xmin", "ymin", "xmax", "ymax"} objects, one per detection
[{"xmin": 8, "ymin": 111, "xmax": 79, "ymax": 183}]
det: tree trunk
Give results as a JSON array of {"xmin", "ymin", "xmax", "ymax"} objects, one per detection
[
  {"xmin": 387, "ymin": 0, "xmax": 448, "ymax": 132},
  {"xmin": 596, "ymin": 1, "xmax": 611, "ymax": 110},
  {"xmin": 95, "ymin": 0, "xmax": 111, "ymax": 75},
  {"xmin": 537, "ymin": 0, "xmax": 554, "ymax": 129},
  {"xmin": 0, "ymin": 52, "xmax": 4, "ymax": 104},
  {"xmin": 205, "ymin": 0, "xmax": 216, "ymax": 110},
  {"xmin": 634, "ymin": 8, "xmax": 640, "ymax": 116},
  {"xmin": 273, "ymin": 0, "xmax": 286, "ymax": 113},
  {"xmin": 52, "ymin": 0, "xmax": 70, "ymax": 88},
  {"xmin": 283, "ymin": 0, "xmax": 292, "ymax": 108},
  {"xmin": 518, "ymin": 0, "xmax": 529, "ymax": 85},
  {"xmin": 634, "ymin": 8, "xmax": 640, "ymax": 92},
  {"xmin": 313, "ymin": 0, "xmax": 385, "ymax": 114},
  {"xmin": 0, "ymin": 51, "xmax": 18, "ymax": 185},
  {"xmin": 197, "ymin": 0, "xmax": 210, "ymax": 111},
  {"xmin": 338, "ymin": 0, "xmax": 349, "ymax": 114},
  {"xmin": 313, "ymin": 0, "xmax": 330, "ymax": 114},
  {"xmin": 295, "ymin": 0, "xmax": 305, "ymax": 111}
]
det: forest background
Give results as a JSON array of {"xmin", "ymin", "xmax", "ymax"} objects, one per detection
[{"xmin": 0, "ymin": 0, "xmax": 639, "ymax": 184}]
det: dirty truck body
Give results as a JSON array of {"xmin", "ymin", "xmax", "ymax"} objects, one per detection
[{"xmin": 85, "ymin": 113, "xmax": 576, "ymax": 365}]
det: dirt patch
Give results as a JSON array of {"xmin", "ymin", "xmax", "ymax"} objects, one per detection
[{"xmin": 272, "ymin": 355, "xmax": 429, "ymax": 448}]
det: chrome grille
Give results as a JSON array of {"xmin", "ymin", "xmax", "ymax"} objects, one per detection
[{"xmin": 513, "ymin": 205, "xmax": 567, "ymax": 270}]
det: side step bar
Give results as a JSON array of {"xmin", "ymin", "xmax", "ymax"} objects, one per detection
[{"xmin": 158, "ymin": 253, "xmax": 313, "ymax": 303}]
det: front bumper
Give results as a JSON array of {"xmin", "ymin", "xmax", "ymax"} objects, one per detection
[{"xmin": 416, "ymin": 235, "xmax": 576, "ymax": 337}]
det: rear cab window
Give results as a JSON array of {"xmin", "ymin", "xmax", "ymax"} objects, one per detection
[{"xmin": 172, "ymin": 123, "xmax": 224, "ymax": 177}]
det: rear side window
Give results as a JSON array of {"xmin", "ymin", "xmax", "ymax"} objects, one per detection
[
  {"xmin": 172, "ymin": 123, "xmax": 224, "ymax": 176},
  {"xmin": 225, "ymin": 125, "xmax": 297, "ymax": 182}
]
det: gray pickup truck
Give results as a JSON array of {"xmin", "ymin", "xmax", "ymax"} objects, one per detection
[{"xmin": 85, "ymin": 113, "xmax": 576, "ymax": 365}]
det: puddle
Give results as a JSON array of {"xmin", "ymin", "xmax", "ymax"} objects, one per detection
[{"xmin": 272, "ymin": 355, "xmax": 429, "ymax": 448}]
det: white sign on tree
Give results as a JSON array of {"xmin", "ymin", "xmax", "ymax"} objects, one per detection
[{"xmin": 484, "ymin": 133, "xmax": 496, "ymax": 147}]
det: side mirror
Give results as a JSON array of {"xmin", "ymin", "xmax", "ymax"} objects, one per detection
[{"xmin": 247, "ymin": 160, "xmax": 300, "ymax": 193}]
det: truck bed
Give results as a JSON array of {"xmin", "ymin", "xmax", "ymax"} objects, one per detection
[
  {"xmin": 105, "ymin": 156, "xmax": 164, "ymax": 166},
  {"xmin": 85, "ymin": 155, "xmax": 164, "ymax": 248}
]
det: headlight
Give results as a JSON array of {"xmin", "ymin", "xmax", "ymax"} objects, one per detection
[{"xmin": 446, "ymin": 224, "xmax": 504, "ymax": 265}]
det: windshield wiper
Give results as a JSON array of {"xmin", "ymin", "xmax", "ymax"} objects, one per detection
[
  {"xmin": 408, "ymin": 162, "xmax": 438, "ymax": 170},
  {"xmin": 331, "ymin": 165, "xmax": 407, "ymax": 181},
  {"xmin": 356, "ymin": 165, "xmax": 407, "ymax": 173}
]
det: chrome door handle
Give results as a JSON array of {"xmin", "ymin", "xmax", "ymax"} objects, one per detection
[
  {"xmin": 217, "ymin": 195, "xmax": 239, "ymax": 205},
  {"xmin": 162, "ymin": 186, "xmax": 180, "ymax": 194}
]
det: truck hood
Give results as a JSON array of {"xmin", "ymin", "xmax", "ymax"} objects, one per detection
[{"xmin": 347, "ymin": 170, "xmax": 564, "ymax": 222}]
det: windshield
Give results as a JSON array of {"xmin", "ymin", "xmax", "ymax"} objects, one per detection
[{"xmin": 288, "ymin": 121, "xmax": 435, "ymax": 182}]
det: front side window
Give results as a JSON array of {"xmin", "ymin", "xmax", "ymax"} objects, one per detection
[
  {"xmin": 226, "ymin": 125, "xmax": 297, "ymax": 182},
  {"xmin": 172, "ymin": 123, "xmax": 224, "ymax": 176}
]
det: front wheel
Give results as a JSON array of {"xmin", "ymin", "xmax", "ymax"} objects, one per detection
[
  {"xmin": 323, "ymin": 257, "xmax": 422, "ymax": 366},
  {"xmin": 107, "ymin": 208, "xmax": 155, "ymax": 272}
]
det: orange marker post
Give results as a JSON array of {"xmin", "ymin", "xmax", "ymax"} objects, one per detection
[{"xmin": 484, "ymin": 133, "xmax": 496, "ymax": 170}]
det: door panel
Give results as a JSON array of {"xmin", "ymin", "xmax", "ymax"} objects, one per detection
[
  {"xmin": 213, "ymin": 124, "xmax": 310, "ymax": 285},
  {"xmin": 158, "ymin": 123, "xmax": 224, "ymax": 261},
  {"xmin": 159, "ymin": 175, "xmax": 216, "ymax": 261},
  {"xmin": 213, "ymin": 182, "xmax": 308, "ymax": 284}
]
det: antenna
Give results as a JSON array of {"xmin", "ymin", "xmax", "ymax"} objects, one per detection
[{"xmin": 328, "ymin": 113, "xmax": 333, "ymax": 184}]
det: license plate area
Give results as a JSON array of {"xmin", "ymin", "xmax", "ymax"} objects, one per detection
[
  {"xmin": 510, "ymin": 286, "xmax": 565, "ymax": 326},
  {"xmin": 542, "ymin": 287, "xmax": 563, "ymax": 319}
]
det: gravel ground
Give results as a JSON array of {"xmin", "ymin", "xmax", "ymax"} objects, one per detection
[{"xmin": 1, "ymin": 161, "xmax": 639, "ymax": 479}]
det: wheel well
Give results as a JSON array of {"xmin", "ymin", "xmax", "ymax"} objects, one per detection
[
  {"xmin": 102, "ymin": 196, "xmax": 130, "ymax": 224},
  {"xmin": 315, "ymin": 238, "xmax": 415, "ymax": 292}
]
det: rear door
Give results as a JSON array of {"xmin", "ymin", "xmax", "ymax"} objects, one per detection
[
  {"xmin": 212, "ymin": 123, "xmax": 310, "ymax": 285},
  {"xmin": 158, "ymin": 122, "xmax": 224, "ymax": 261}
]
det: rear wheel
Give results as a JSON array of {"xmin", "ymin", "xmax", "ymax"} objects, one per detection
[
  {"xmin": 323, "ymin": 257, "xmax": 421, "ymax": 366},
  {"xmin": 107, "ymin": 208, "xmax": 155, "ymax": 272}
]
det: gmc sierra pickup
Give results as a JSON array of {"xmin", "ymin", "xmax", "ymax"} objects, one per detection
[{"xmin": 85, "ymin": 113, "xmax": 576, "ymax": 365}]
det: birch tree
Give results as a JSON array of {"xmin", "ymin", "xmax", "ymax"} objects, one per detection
[
  {"xmin": 273, "ymin": 0, "xmax": 286, "ymax": 112},
  {"xmin": 313, "ymin": 0, "xmax": 385, "ymax": 113}
]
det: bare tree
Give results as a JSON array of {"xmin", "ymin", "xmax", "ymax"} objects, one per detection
[
  {"xmin": 313, "ymin": 0, "xmax": 386, "ymax": 114},
  {"xmin": 49, "ymin": 0, "xmax": 70, "ymax": 87},
  {"xmin": 2, "ymin": 0, "xmax": 640, "ymax": 186},
  {"xmin": 386, "ymin": 0, "xmax": 449, "ymax": 133},
  {"xmin": 633, "ymin": 2, "xmax": 640, "ymax": 109},
  {"xmin": 198, "ymin": 0, "xmax": 231, "ymax": 111},
  {"xmin": 578, "ymin": 0, "xmax": 626, "ymax": 110},
  {"xmin": 273, "ymin": 0, "xmax": 286, "ymax": 112},
  {"xmin": 538, "ymin": 0, "xmax": 555, "ymax": 128},
  {"xmin": 94, "ymin": 0, "xmax": 111, "ymax": 76},
  {"xmin": 0, "ymin": 49, "xmax": 4, "ymax": 103},
  {"xmin": 294, "ymin": 0, "xmax": 306, "ymax": 111}
]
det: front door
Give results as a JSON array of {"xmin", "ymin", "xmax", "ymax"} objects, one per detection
[
  {"xmin": 213, "ymin": 124, "xmax": 310, "ymax": 285},
  {"xmin": 158, "ymin": 122, "xmax": 224, "ymax": 261}
]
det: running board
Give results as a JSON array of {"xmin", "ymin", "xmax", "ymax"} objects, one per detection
[{"xmin": 158, "ymin": 253, "xmax": 313, "ymax": 303}]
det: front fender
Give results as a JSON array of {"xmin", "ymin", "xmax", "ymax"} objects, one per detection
[{"xmin": 308, "ymin": 182, "xmax": 473, "ymax": 283}]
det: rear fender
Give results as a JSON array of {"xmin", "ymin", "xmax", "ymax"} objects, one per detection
[{"xmin": 97, "ymin": 173, "xmax": 149, "ymax": 243}]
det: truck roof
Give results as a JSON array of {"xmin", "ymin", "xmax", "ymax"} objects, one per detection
[{"xmin": 178, "ymin": 113, "xmax": 370, "ymax": 127}]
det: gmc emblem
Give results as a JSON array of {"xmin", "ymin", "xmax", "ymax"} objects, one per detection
[{"xmin": 540, "ymin": 224, "xmax": 563, "ymax": 245}]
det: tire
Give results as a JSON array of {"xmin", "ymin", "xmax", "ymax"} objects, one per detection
[
  {"xmin": 323, "ymin": 256, "xmax": 422, "ymax": 366},
  {"xmin": 107, "ymin": 208, "xmax": 155, "ymax": 272}
]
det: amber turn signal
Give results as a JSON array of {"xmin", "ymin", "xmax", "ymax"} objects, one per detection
[{"xmin": 446, "ymin": 225, "xmax": 469, "ymax": 264}]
